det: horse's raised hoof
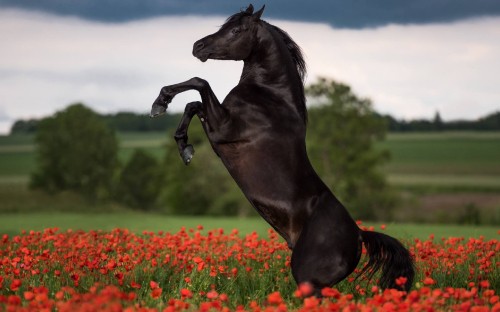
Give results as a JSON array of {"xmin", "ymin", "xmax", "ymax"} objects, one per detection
[
  {"xmin": 181, "ymin": 145, "xmax": 195, "ymax": 165},
  {"xmin": 150, "ymin": 102, "xmax": 167, "ymax": 118}
]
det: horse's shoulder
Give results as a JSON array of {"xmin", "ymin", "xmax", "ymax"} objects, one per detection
[{"xmin": 222, "ymin": 82, "xmax": 305, "ymax": 130}]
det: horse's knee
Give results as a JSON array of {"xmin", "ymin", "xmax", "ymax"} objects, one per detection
[
  {"xmin": 185, "ymin": 101, "xmax": 202, "ymax": 115},
  {"xmin": 188, "ymin": 77, "xmax": 209, "ymax": 90}
]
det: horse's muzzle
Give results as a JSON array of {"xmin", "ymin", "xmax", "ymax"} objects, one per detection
[{"xmin": 193, "ymin": 39, "xmax": 209, "ymax": 62}]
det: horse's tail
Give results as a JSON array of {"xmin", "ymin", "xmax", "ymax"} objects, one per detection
[{"xmin": 359, "ymin": 230, "xmax": 414, "ymax": 291}]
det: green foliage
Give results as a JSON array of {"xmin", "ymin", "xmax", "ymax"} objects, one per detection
[
  {"xmin": 10, "ymin": 112, "xmax": 182, "ymax": 134},
  {"xmin": 30, "ymin": 103, "xmax": 119, "ymax": 201},
  {"xmin": 101, "ymin": 111, "xmax": 181, "ymax": 132},
  {"xmin": 160, "ymin": 120, "xmax": 253, "ymax": 216},
  {"xmin": 115, "ymin": 149, "xmax": 163, "ymax": 211},
  {"xmin": 306, "ymin": 77, "xmax": 396, "ymax": 220},
  {"xmin": 9, "ymin": 119, "xmax": 39, "ymax": 134}
]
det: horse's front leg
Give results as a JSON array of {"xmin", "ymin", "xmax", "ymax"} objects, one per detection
[
  {"xmin": 151, "ymin": 77, "xmax": 229, "ymax": 162},
  {"xmin": 174, "ymin": 101, "xmax": 203, "ymax": 165},
  {"xmin": 150, "ymin": 77, "xmax": 228, "ymax": 126}
]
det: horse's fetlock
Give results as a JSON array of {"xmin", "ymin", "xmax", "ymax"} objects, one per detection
[{"xmin": 174, "ymin": 132, "xmax": 186, "ymax": 142}]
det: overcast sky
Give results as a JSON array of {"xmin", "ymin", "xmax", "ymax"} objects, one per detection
[{"xmin": 1, "ymin": 1, "xmax": 500, "ymax": 133}]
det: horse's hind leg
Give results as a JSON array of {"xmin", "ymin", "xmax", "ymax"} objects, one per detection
[
  {"xmin": 291, "ymin": 205, "xmax": 362, "ymax": 296},
  {"xmin": 174, "ymin": 101, "xmax": 203, "ymax": 165}
]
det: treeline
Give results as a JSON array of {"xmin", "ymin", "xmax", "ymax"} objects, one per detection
[
  {"xmin": 10, "ymin": 111, "xmax": 181, "ymax": 134},
  {"xmin": 10, "ymin": 109, "xmax": 500, "ymax": 135},
  {"xmin": 379, "ymin": 111, "xmax": 500, "ymax": 132}
]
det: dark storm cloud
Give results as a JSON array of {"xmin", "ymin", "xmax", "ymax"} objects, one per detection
[{"xmin": 1, "ymin": 0, "xmax": 500, "ymax": 28}]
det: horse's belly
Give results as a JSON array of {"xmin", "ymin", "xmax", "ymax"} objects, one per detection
[{"xmin": 216, "ymin": 143, "xmax": 314, "ymax": 246}]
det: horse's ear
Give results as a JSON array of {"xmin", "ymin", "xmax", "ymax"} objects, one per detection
[
  {"xmin": 252, "ymin": 5, "xmax": 265, "ymax": 20},
  {"xmin": 245, "ymin": 4, "xmax": 254, "ymax": 14}
]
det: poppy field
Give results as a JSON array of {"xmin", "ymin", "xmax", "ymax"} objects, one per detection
[{"xmin": 0, "ymin": 223, "xmax": 498, "ymax": 311}]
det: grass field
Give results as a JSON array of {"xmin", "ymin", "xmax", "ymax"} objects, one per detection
[
  {"xmin": 379, "ymin": 132, "xmax": 500, "ymax": 190},
  {"xmin": 0, "ymin": 213, "xmax": 498, "ymax": 240},
  {"xmin": 1, "ymin": 131, "xmax": 499, "ymax": 224}
]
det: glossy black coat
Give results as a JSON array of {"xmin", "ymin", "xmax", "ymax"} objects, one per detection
[{"xmin": 151, "ymin": 4, "xmax": 414, "ymax": 294}]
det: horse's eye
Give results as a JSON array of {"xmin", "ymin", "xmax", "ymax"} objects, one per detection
[{"xmin": 231, "ymin": 28, "xmax": 241, "ymax": 35}]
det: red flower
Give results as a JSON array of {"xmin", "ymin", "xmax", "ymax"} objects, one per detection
[
  {"xmin": 219, "ymin": 293, "xmax": 228, "ymax": 302},
  {"xmin": 206, "ymin": 290, "xmax": 218, "ymax": 299},
  {"xmin": 294, "ymin": 282, "xmax": 314, "ymax": 298},
  {"xmin": 423, "ymin": 277, "xmax": 436, "ymax": 285},
  {"xmin": 395, "ymin": 277, "xmax": 408, "ymax": 287},
  {"xmin": 106, "ymin": 259, "xmax": 117, "ymax": 270},
  {"xmin": 10, "ymin": 279, "xmax": 22, "ymax": 291},
  {"xmin": 480, "ymin": 280, "xmax": 490, "ymax": 289},
  {"xmin": 151, "ymin": 288, "xmax": 162, "ymax": 299},
  {"xmin": 23, "ymin": 291, "xmax": 34, "ymax": 301},
  {"xmin": 304, "ymin": 296, "xmax": 320, "ymax": 309},
  {"xmin": 180, "ymin": 288, "xmax": 193, "ymax": 298},
  {"xmin": 150, "ymin": 281, "xmax": 159, "ymax": 289},
  {"xmin": 267, "ymin": 291, "xmax": 283, "ymax": 305}
]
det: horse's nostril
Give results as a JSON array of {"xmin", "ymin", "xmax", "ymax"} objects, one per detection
[{"xmin": 194, "ymin": 41, "xmax": 205, "ymax": 51}]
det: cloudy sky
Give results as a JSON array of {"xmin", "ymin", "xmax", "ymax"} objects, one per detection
[{"xmin": 1, "ymin": 0, "xmax": 499, "ymax": 133}]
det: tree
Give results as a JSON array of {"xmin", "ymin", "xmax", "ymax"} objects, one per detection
[
  {"xmin": 115, "ymin": 149, "xmax": 162, "ymax": 210},
  {"xmin": 433, "ymin": 111, "xmax": 443, "ymax": 131},
  {"xmin": 306, "ymin": 78, "xmax": 396, "ymax": 220},
  {"xmin": 31, "ymin": 103, "xmax": 119, "ymax": 201},
  {"xmin": 10, "ymin": 119, "xmax": 39, "ymax": 134}
]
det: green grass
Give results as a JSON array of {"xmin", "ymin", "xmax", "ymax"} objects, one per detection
[
  {"xmin": 0, "ymin": 133, "xmax": 35, "ymax": 146},
  {"xmin": 379, "ymin": 132, "xmax": 500, "ymax": 176},
  {"xmin": 387, "ymin": 174, "xmax": 500, "ymax": 191},
  {"xmin": 0, "ymin": 212, "xmax": 497, "ymax": 240},
  {"xmin": 0, "ymin": 152, "xmax": 36, "ymax": 176}
]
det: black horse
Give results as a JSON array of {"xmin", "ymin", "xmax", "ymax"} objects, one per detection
[{"xmin": 151, "ymin": 4, "xmax": 414, "ymax": 295}]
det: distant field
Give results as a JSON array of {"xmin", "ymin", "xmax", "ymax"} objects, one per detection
[
  {"xmin": 378, "ymin": 132, "xmax": 500, "ymax": 191},
  {"xmin": 380, "ymin": 132, "xmax": 500, "ymax": 176},
  {"xmin": 1, "ymin": 131, "xmax": 499, "ymax": 191}
]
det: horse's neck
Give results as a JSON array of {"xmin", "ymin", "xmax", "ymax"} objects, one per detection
[
  {"xmin": 239, "ymin": 25, "xmax": 306, "ymax": 123},
  {"xmin": 240, "ymin": 27, "xmax": 301, "ymax": 90}
]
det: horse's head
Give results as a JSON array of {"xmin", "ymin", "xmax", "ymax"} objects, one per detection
[{"xmin": 193, "ymin": 4, "xmax": 265, "ymax": 62}]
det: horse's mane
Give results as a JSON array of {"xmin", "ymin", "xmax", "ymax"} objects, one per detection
[{"xmin": 224, "ymin": 10, "xmax": 308, "ymax": 124}]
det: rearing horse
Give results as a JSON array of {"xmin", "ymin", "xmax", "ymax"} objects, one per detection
[{"xmin": 151, "ymin": 4, "xmax": 414, "ymax": 295}]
